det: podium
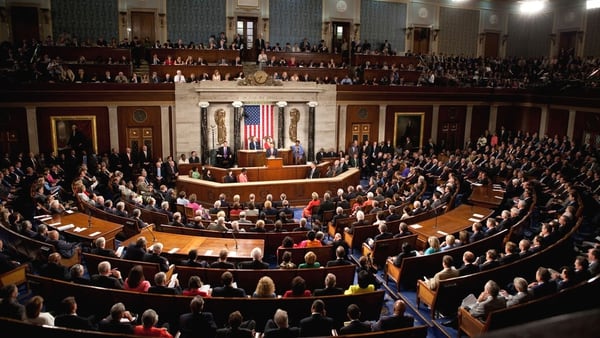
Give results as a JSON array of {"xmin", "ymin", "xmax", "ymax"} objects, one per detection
[
  {"xmin": 237, "ymin": 150, "xmax": 266, "ymax": 167},
  {"xmin": 266, "ymin": 157, "xmax": 283, "ymax": 168}
]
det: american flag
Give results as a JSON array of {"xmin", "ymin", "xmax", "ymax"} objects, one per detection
[{"xmin": 244, "ymin": 104, "xmax": 274, "ymax": 145}]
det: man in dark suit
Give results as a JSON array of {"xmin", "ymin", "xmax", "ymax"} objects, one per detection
[
  {"xmin": 120, "ymin": 147, "xmax": 136, "ymax": 182},
  {"xmin": 458, "ymin": 251, "xmax": 480, "ymax": 276},
  {"xmin": 39, "ymin": 252, "xmax": 70, "ymax": 281},
  {"xmin": 372, "ymin": 300, "xmax": 414, "ymax": 331},
  {"xmin": 143, "ymin": 242, "xmax": 170, "ymax": 272},
  {"xmin": 189, "ymin": 150, "xmax": 201, "ymax": 164},
  {"xmin": 326, "ymin": 246, "xmax": 353, "ymax": 267},
  {"xmin": 211, "ymin": 271, "xmax": 247, "ymax": 297},
  {"xmin": 54, "ymin": 296, "xmax": 96, "ymax": 330},
  {"xmin": 223, "ymin": 169, "xmax": 237, "ymax": 183},
  {"xmin": 97, "ymin": 302, "xmax": 135, "ymax": 334},
  {"xmin": 237, "ymin": 247, "xmax": 269, "ymax": 269},
  {"xmin": 148, "ymin": 271, "xmax": 182, "ymax": 295},
  {"xmin": 529, "ymin": 267, "xmax": 557, "ymax": 299},
  {"xmin": 123, "ymin": 236, "xmax": 147, "ymax": 261},
  {"xmin": 138, "ymin": 145, "xmax": 152, "ymax": 171},
  {"xmin": 90, "ymin": 261, "xmax": 124, "ymax": 289},
  {"xmin": 264, "ymin": 309, "xmax": 300, "ymax": 338},
  {"xmin": 178, "ymin": 296, "xmax": 217, "ymax": 338},
  {"xmin": 339, "ymin": 304, "xmax": 371, "ymax": 334},
  {"xmin": 210, "ymin": 249, "xmax": 236, "ymax": 269},
  {"xmin": 255, "ymin": 33, "xmax": 266, "ymax": 53},
  {"xmin": 306, "ymin": 162, "xmax": 320, "ymax": 179},
  {"xmin": 299, "ymin": 299, "xmax": 334, "ymax": 337},
  {"xmin": 91, "ymin": 236, "xmax": 118, "ymax": 258},
  {"xmin": 313, "ymin": 273, "xmax": 344, "ymax": 296},
  {"xmin": 248, "ymin": 136, "xmax": 261, "ymax": 150},
  {"xmin": 216, "ymin": 141, "xmax": 233, "ymax": 168}
]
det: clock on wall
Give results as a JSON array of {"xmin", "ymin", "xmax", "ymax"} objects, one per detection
[
  {"xmin": 336, "ymin": 0, "xmax": 347, "ymax": 13},
  {"xmin": 133, "ymin": 109, "xmax": 147, "ymax": 123},
  {"xmin": 253, "ymin": 70, "xmax": 268, "ymax": 84}
]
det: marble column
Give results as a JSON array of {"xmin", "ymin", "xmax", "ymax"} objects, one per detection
[
  {"xmin": 199, "ymin": 101, "xmax": 210, "ymax": 165},
  {"xmin": 464, "ymin": 105, "xmax": 473, "ymax": 147},
  {"xmin": 539, "ymin": 105, "xmax": 548, "ymax": 138},
  {"xmin": 26, "ymin": 106, "xmax": 39, "ymax": 154},
  {"xmin": 276, "ymin": 101, "xmax": 287, "ymax": 149},
  {"xmin": 307, "ymin": 101, "xmax": 318, "ymax": 162},
  {"xmin": 431, "ymin": 104, "xmax": 440, "ymax": 144},
  {"xmin": 232, "ymin": 101, "xmax": 244, "ymax": 165},
  {"xmin": 108, "ymin": 105, "xmax": 119, "ymax": 152},
  {"xmin": 567, "ymin": 109, "xmax": 576, "ymax": 141}
]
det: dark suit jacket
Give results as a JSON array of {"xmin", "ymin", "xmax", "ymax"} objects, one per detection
[
  {"xmin": 90, "ymin": 274, "xmax": 123, "ymax": 289},
  {"xmin": 313, "ymin": 287, "xmax": 344, "ymax": 296},
  {"xmin": 306, "ymin": 168, "xmax": 320, "ymax": 179},
  {"xmin": 39, "ymin": 262, "xmax": 70, "ymax": 280},
  {"xmin": 248, "ymin": 141, "xmax": 261, "ymax": 150},
  {"xmin": 211, "ymin": 285, "xmax": 246, "ymax": 297},
  {"xmin": 148, "ymin": 285, "xmax": 181, "ymax": 295},
  {"xmin": 91, "ymin": 247, "xmax": 118, "ymax": 258},
  {"xmin": 237, "ymin": 259, "xmax": 269, "ymax": 270},
  {"xmin": 123, "ymin": 244, "xmax": 146, "ymax": 261},
  {"xmin": 179, "ymin": 312, "xmax": 218, "ymax": 338},
  {"xmin": 263, "ymin": 327, "xmax": 300, "ymax": 338},
  {"xmin": 299, "ymin": 313, "xmax": 334, "ymax": 337},
  {"xmin": 458, "ymin": 263, "xmax": 480, "ymax": 276},
  {"xmin": 215, "ymin": 327, "xmax": 253, "ymax": 338},
  {"xmin": 54, "ymin": 313, "xmax": 96, "ymax": 330},
  {"xmin": 143, "ymin": 252, "xmax": 170, "ymax": 272},
  {"xmin": 326, "ymin": 259, "xmax": 352, "ymax": 267},
  {"xmin": 531, "ymin": 280, "xmax": 557, "ymax": 299},
  {"xmin": 210, "ymin": 261, "xmax": 235, "ymax": 269},
  {"xmin": 372, "ymin": 314, "xmax": 414, "ymax": 331},
  {"xmin": 339, "ymin": 320, "xmax": 372, "ymax": 334}
]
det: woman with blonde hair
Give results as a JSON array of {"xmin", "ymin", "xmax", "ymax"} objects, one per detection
[
  {"xmin": 252, "ymin": 276, "xmax": 277, "ymax": 298},
  {"xmin": 302, "ymin": 192, "xmax": 321, "ymax": 219},
  {"xmin": 299, "ymin": 251, "xmax": 320, "ymax": 269},
  {"xmin": 423, "ymin": 236, "xmax": 441, "ymax": 255}
]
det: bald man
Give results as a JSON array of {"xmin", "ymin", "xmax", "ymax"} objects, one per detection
[{"xmin": 371, "ymin": 300, "xmax": 414, "ymax": 331}]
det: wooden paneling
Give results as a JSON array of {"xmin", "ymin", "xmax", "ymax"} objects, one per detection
[
  {"xmin": 345, "ymin": 105, "xmax": 380, "ymax": 148},
  {"xmin": 574, "ymin": 110, "xmax": 600, "ymax": 147},
  {"xmin": 496, "ymin": 106, "xmax": 541, "ymax": 135},
  {"xmin": 0, "ymin": 107, "xmax": 29, "ymax": 157},
  {"xmin": 438, "ymin": 105, "xmax": 466, "ymax": 151},
  {"xmin": 117, "ymin": 106, "xmax": 163, "ymax": 160},
  {"xmin": 36, "ymin": 107, "xmax": 110, "ymax": 156},
  {"xmin": 470, "ymin": 105, "xmax": 490, "ymax": 142},
  {"xmin": 484, "ymin": 32, "xmax": 500, "ymax": 58},
  {"xmin": 546, "ymin": 108, "xmax": 569, "ymax": 138}
]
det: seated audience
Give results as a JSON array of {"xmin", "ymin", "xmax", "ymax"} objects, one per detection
[
  {"xmin": 253, "ymin": 276, "xmax": 277, "ymax": 298},
  {"xmin": 339, "ymin": 304, "xmax": 371, "ymax": 334},
  {"xmin": 211, "ymin": 271, "xmax": 246, "ymax": 297},
  {"xmin": 134, "ymin": 308, "xmax": 173, "ymax": 338},
  {"xmin": 178, "ymin": 296, "xmax": 217, "ymax": 338},
  {"xmin": 371, "ymin": 300, "xmax": 414, "ymax": 331},
  {"xmin": 344, "ymin": 270, "xmax": 375, "ymax": 294},
  {"xmin": 283, "ymin": 276, "xmax": 312, "ymax": 297},
  {"xmin": 124, "ymin": 264, "xmax": 151, "ymax": 292}
]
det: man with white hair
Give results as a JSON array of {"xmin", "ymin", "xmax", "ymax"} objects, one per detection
[
  {"xmin": 237, "ymin": 211, "xmax": 253, "ymax": 225},
  {"xmin": 142, "ymin": 242, "xmax": 170, "ymax": 272},
  {"xmin": 237, "ymin": 247, "xmax": 269, "ymax": 269},
  {"xmin": 90, "ymin": 261, "xmax": 123, "ymax": 289},
  {"xmin": 174, "ymin": 69, "xmax": 186, "ymax": 83},
  {"xmin": 264, "ymin": 308, "xmax": 300, "ymax": 337}
]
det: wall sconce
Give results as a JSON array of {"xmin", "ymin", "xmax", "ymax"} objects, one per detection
[
  {"xmin": 228, "ymin": 16, "xmax": 234, "ymax": 30},
  {"xmin": 549, "ymin": 33, "xmax": 556, "ymax": 45},
  {"xmin": 263, "ymin": 18, "xmax": 269, "ymax": 31},
  {"xmin": 577, "ymin": 31, "xmax": 584, "ymax": 42},
  {"xmin": 404, "ymin": 27, "xmax": 413, "ymax": 38},
  {"xmin": 432, "ymin": 29, "xmax": 440, "ymax": 41},
  {"xmin": 479, "ymin": 32, "xmax": 485, "ymax": 43},
  {"xmin": 502, "ymin": 34, "xmax": 508, "ymax": 45},
  {"xmin": 119, "ymin": 11, "xmax": 127, "ymax": 27},
  {"xmin": 158, "ymin": 13, "xmax": 165, "ymax": 28}
]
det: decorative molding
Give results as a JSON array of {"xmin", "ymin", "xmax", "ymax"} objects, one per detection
[
  {"xmin": 232, "ymin": 101, "xmax": 244, "ymax": 108},
  {"xmin": 276, "ymin": 101, "xmax": 288, "ymax": 108},
  {"xmin": 198, "ymin": 101, "xmax": 210, "ymax": 108}
]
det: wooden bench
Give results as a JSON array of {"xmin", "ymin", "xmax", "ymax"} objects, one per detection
[
  {"xmin": 265, "ymin": 51, "xmax": 343, "ymax": 66},
  {"xmin": 174, "ymin": 264, "xmax": 356, "ymax": 296},
  {"xmin": 415, "ymin": 219, "xmax": 580, "ymax": 318},
  {"xmin": 363, "ymin": 69, "xmax": 421, "ymax": 84},
  {"xmin": 149, "ymin": 48, "xmax": 240, "ymax": 64},
  {"xmin": 0, "ymin": 223, "xmax": 81, "ymax": 268},
  {"xmin": 362, "ymin": 234, "xmax": 418, "ymax": 268},
  {"xmin": 385, "ymin": 229, "xmax": 508, "ymax": 291},
  {"xmin": 28, "ymin": 273, "xmax": 385, "ymax": 331},
  {"xmin": 82, "ymin": 252, "xmax": 161, "ymax": 282},
  {"xmin": 39, "ymin": 46, "xmax": 132, "ymax": 63},
  {"xmin": 264, "ymin": 66, "xmax": 349, "ymax": 82},
  {"xmin": 352, "ymin": 54, "xmax": 419, "ymax": 68},
  {"xmin": 457, "ymin": 276, "xmax": 600, "ymax": 337},
  {"xmin": 148, "ymin": 65, "xmax": 242, "ymax": 79},
  {"xmin": 123, "ymin": 200, "xmax": 169, "ymax": 227}
]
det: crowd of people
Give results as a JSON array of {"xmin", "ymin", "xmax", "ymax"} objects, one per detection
[{"xmin": 1, "ymin": 121, "xmax": 600, "ymax": 335}]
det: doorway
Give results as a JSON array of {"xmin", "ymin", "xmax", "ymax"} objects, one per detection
[
  {"xmin": 484, "ymin": 32, "xmax": 500, "ymax": 58},
  {"xmin": 131, "ymin": 12, "xmax": 155, "ymax": 44},
  {"xmin": 237, "ymin": 17, "xmax": 258, "ymax": 62},
  {"xmin": 351, "ymin": 123, "xmax": 372, "ymax": 144},
  {"xmin": 332, "ymin": 21, "xmax": 350, "ymax": 62},
  {"xmin": 412, "ymin": 27, "xmax": 430, "ymax": 54},
  {"xmin": 558, "ymin": 31, "xmax": 577, "ymax": 59},
  {"xmin": 10, "ymin": 6, "xmax": 39, "ymax": 46}
]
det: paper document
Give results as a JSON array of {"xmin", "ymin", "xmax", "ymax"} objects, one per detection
[
  {"xmin": 461, "ymin": 293, "xmax": 478, "ymax": 309},
  {"xmin": 34, "ymin": 214, "xmax": 50, "ymax": 219},
  {"xmin": 472, "ymin": 213, "xmax": 485, "ymax": 218},
  {"xmin": 436, "ymin": 230, "xmax": 448, "ymax": 236},
  {"xmin": 73, "ymin": 227, "xmax": 85, "ymax": 233},
  {"xmin": 89, "ymin": 231, "xmax": 101, "ymax": 237},
  {"xmin": 494, "ymin": 196, "xmax": 503, "ymax": 200},
  {"xmin": 204, "ymin": 249, "xmax": 213, "ymax": 255},
  {"xmin": 47, "ymin": 222, "xmax": 61, "ymax": 227},
  {"xmin": 57, "ymin": 224, "xmax": 74, "ymax": 231},
  {"xmin": 115, "ymin": 246, "xmax": 125, "ymax": 257},
  {"xmin": 468, "ymin": 218, "xmax": 482, "ymax": 223},
  {"xmin": 409, "ymin": 224, "xmax": 423, "ymax": 229},
  {"xmin": 471, "ymin": 182, "xmax": 483, "ymax": 186},
  {"xmin": 65, "ymin": 210, "xmax": 75, "ymax": 214},
  {"xmin": 169, "ymin": 247, "xmax": 180, "ymax": 254},
  {"xmin": 40, "ymin": 217, "xmax": 52, "ymax": 222}
]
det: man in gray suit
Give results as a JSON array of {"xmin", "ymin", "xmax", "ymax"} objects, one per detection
[
  {"xmin": 467, "ymin": 280, "xmax": 507, "ymax": 320},
  {"xmin": 425, "ymin": 255, "xmax": 459, "ymax": 290}
]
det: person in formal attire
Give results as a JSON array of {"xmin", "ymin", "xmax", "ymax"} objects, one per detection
[
  {"xmin": 143, "ymin": 242, "xmax": 170, "ymax": 272},
  {"xmin": 344, "ymin": 270, "xmax": 375, "ymax": 294},
  {"xmin": 54, "ymin": 296, "xmax": 96, "ymax": 330},
  {"xmin": 216, "ymin": 310, "xmax": 253, "ymax": 338},
  {"xmin": 464, "ymin": 280, "xmax": 507, "ymax": 320},
  {"xmin": 98, "ymin": 302, "xmax": 135, "ymax": 334},
  {"xmin": 248, "ymin": 136, "xmax": 261, "ymax": 150},
  {"xmin": 326, "ymin": 246, "xmax": 353, "ymax": 267},
  {"xmin": 371, "ymin": 300, "xmax": 414, "ymax": 331},
  {"xmin": 500, "ymin": 277, "xmax": 531, "ymax": 307},
  {"xmin": 299, "ymin": 299, "xmax": 334, "ymax": 337},
  {"xmin": 0, "ymin": 283, "xmax": 25, "ymax": 320},
  {"xmin": 237, "ymin": 247, "xmax": 269, "ymax": 269},
  {"xmin": 216, "ymin": 141, "xmax": 233, "ymax": 168},
  {"xmin": 313, "ymin": 273, "xmax": 344, "ymax": 296},
  {"xmin": 306, "ymin": 162, "xmax": 320, "ymax": 179},
  {"xmin": 339, "ymin": 304, "xmax": 371, "ymax": 334},
  {"xmin": 90, "ymin": 261, "xmax": 124, "ymax": 289},
  {"xmin": 238, "ymin": 168, "xmax": 249, "ymax": 183},
  {"xmin": 263, "ymin": 309, "xmax": 300, "ymax": 338},
  {"xmin": 189, "ymin": 151, "xmax": 201, "ymax": 164},
  {"xmin": 210, "ymin": 249, "xmax": 236, "ymax": 269},
  {"xmin": 211, "ymin": 271, "xmax": 246, "ymax": 297},
  {"xmin": 178, "ymin": 296, "xmax": 217, "ymax": 338},
  {"xmin": 39, "ymin": 252, "xmax": 70, "ymax": 281},
  {"xmin": 291, "ymin": 140, "xmax": 305, "ymax": 164},
  {"xmin": 123, "ymin": 236, "xmax": 147, "ymax": 261},
  {"xmin": 458, "ymin": 251, "xmax": 480, "ymax": 276},
  {"xmin": 392, "ymin": 242, "xmax": 417, "ymax": 267},
  {"xmin": 91, "ymin": 236, "xmax": 118, "ymax": 258},
  {"xmin": 133, "ymin": 308, "xmax": 173, "ymax": 338},
  {"xmin": 124, "ymin": 265, "xmax": 151, "ymax": 292},
  {"xmin": 148, "ymin": 271, "xmax": 181, "ymax": 295},
  {"xmin": 423, "ymin": 255, "xmax": 459, "ymax": 290}
]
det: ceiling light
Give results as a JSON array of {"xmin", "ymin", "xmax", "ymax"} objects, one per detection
[
  {"xmin": 519, "ymin": 0, "xmax": 546, "ymax": 14},
  {"xmin": 587, "ymin": 0, "xmax": 600, "ymax": 10}
]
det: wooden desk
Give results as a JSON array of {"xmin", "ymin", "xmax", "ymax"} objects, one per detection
[
  {"xmin": 177, "ymin": 167, "xmax": 360, "ymax": 206},
  {"xmin": 406, "ymin": 204, "xmax": 493, "ymax": 250},
  {"xmin": 121, "ymin": 227, "xmax": 263, "ymax": 261},
  {"xmin": 149, "ymin": 49, "xmax": 240, "ymax": 64},
  {"xmin": 43, "ymin": 212, "xmax": 123, "ymax": 249},
  {"xmin": 237, "ymin": 150, "xmax": 266, "ymax": 167},
  {"xmin": 468, "ymin": 184, "xmax": 504, "ymax": 209}
]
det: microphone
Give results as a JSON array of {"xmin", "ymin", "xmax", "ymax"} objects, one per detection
[
  {"xmin": 146, "ymin": 224, "xmax": 158, "ymax": 243},
  {"xmin": 230, "ymin": 228, "xmax": 238, "ymax": 250},
  {"xmin": 87, "ymin": 208, "xmax": 92, "ymax": 228}
]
